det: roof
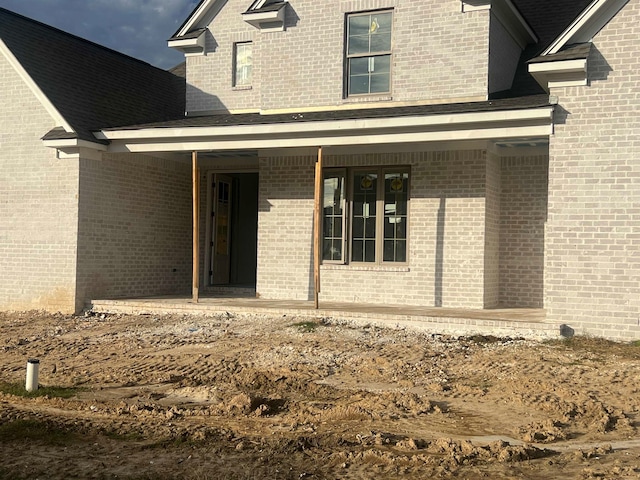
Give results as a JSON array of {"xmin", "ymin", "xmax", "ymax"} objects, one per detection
[
  {"xmin": 492, "ymin": 0, "xmax": 595, "ymax": 98},
  {"xmin": 512, "ymin": 0, "xmax": 595, "ymax": 51},
  {"xmin": 102, "ymin": 94, "xmax": 552, "ymax": 132},
  {"xmin": 529, "ymin": 43, "xmax": 593, "ymax": 64},
  {"xmin": 244, "ymin": 1, "xmax": 287, "ymax": 14},
  {"xmin": 0, "ymin": 7, "xmax": 185, "ymax": 144}
]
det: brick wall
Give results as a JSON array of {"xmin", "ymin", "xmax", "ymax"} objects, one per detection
[
  {"xmin": 256, "ymin": 149, "xmax": 492, "ymax": 308},
  {"xmin": 0, "ymin": 50, "xmax": 79, "ymax": 313},
  {"xmin": 500, "ymin": 154, "xmax": 548, "ymax": 308},
  {"xmin": 256, "ymin": 155, "xmax": 316, "ymax": 299},
  {"xmin": 186, "ymin": 0, "xmax": 490, "ymax": 113},
  {"xmin": 75, "ymin": 153, "xmax": 192, "ymax": 310},
  {"xmin": 546, "ymin": 1, "xmax": 640, "ymax": 338}
]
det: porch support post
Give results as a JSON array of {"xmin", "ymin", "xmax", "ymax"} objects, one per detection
[
  {"xmin": 313, "ymin": 146, "xmax": 323, "ymax": 309},
  {"xmin": 192, "ymin": 151, "xmax": 200, "ymax": 303}
]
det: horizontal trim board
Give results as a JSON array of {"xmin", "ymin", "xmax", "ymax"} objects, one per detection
[{"xmin": 98, "ymin": 107, "xmax": 554, "ymax": 141}]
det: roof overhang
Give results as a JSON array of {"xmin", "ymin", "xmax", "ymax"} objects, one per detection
[
  {"xmin": 242, "ymin": 2, "xmax": 287, "ymax": 32},
  {"xmin": 173, "ymin": 0, "xmax": 219, "ymax": 39},
  {"xmin": 95, "ymin": 106, "xmax": 554, "ymax": 154},
  {"xmin": 42, "ymin": 137, "xmax": 108, "ymax": 160},
  {"xmin": 529, "ymin": 58, "xmax": 589, "ymax": 91},
  {"xmin": 168, "ymin": 29, "xmax": 207, "ymax": 56},
  {"xmin": 0, "ymin": 38, "xmax": 74, "ymax": 133},
  {"xmin": 543, "ymin": 0, "xmax": 629, "ymax": 55}
]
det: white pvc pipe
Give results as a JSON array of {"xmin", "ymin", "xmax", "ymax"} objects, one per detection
[{"xmin": 26, "ymin": 359, "xmax": 39, "ymax": 392}]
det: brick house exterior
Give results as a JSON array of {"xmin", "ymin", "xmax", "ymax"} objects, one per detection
[{"xmin": 1, "ymin": 1, "xmax": 638, "ymax": 339}]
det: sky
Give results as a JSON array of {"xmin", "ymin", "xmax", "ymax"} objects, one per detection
[{"xmin": 1, "ymin": 0, "xmax": 200, "ymax": 69}]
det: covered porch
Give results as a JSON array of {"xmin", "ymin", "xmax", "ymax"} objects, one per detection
[
  {"xmin": 55, "ymin": 94, "xmax": 559, "ymax": 324},
  {"xmin": 91, "ymin": 96, "xmax": 554, "ymax": 312}
]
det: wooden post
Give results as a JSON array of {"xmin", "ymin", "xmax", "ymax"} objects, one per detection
[
  {"xmin": 192, "ymin": 151, "xmax": 200, "ymax": 303},
  {"xmin": 313, "ymin": 146, "xmax": 323, "ymax": 309}
]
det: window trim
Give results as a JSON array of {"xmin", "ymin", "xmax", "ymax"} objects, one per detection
[
  {"xmin": 321, "ymin": 166, "xmax": 410, "ymax": 266},
  {"xmin": 344, "ymin": 9, "xmax": 394, "ymax": 98},
  {"xmin": 233, "ymin": 41, "xmax": 253, "ymax": 88},
  {"xmin": 321, "ymin": 168, "xmax": 348, "ymax": 265}
]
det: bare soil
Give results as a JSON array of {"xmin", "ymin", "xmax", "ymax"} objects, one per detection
[{"xmin": 1, "ymin": 310, "xmax": 640, "ymax": 479}]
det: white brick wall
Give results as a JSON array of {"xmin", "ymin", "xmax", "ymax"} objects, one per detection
[
  {"xmin": 186, "ymin": 0, "xmax": 490, "ymax": 113},
  {"xmin": 256, "ymin": 149, "xmax": 496, "ymax": 308},
  {"xmin": 0, "ymin": 46, "xmax": 194, "ymax": 314},
  {"xmin": 546, "ymin": 1, "xmax": 640, "ymax": 339},
  {"xmin": 500, "ymin": 155, "xmax": 547, "ymax": 308},
  {"xmin": 0, "ymin": 50, "xmax": 79, "ymax": 313},
  {"xmin": 75, "ymin": 153, "xmax": 193, "ymax": 310}
]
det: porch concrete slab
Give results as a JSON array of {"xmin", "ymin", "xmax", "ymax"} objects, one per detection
[{"xmin": 90, "ymin": 296, "xmax": 559, "ymax": 340}]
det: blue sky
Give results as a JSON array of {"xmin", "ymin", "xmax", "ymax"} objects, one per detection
[{"xmin": 1, "ymin": 0, "xmax": 200, "ymax": 69}]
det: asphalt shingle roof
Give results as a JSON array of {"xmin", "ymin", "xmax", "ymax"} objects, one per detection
[
  {"xmin": 491, "ymin": 0, "xmax": 595, "ymax": 98},
  {"xmin": 0, "ymin": 7, "xmax": 185, "ymax": 144},
  {"xmin": 103, "ymin": 94, "xmax": 552, "ymax": 131},
  {"xmin": 3, "ymin": 1, "xmax": 598, "ymax": 140},
  {"xmin": 529, "ymin": 43, "xmax": 593, "ymax": 64}
]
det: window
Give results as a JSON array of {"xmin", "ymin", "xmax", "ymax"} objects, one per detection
[
  {"xmin": 323, "ymin": 171, "xmax": 346, "ymax": 261},
  {"xmin": 346, "ymin": 11, "xmax": 392, "ymax": 96},
  {"xmin": 233, "ymin": 42, "xmax": 252, "ymax": 87},
  {"xmin": 322, "ymin": 167, "xmax": 409, "ymax": 264}
]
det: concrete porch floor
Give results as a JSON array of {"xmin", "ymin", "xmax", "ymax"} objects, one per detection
[{"xmin": 90, "ymin": 294, "xmax": 559, "ymax": 340}]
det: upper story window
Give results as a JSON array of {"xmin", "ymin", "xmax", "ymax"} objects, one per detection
[
  {"xmin": 233, "ymin": 42, "xmax": 253, "ymax": 87},
  {"xmin": 345, "ymin": 11, "xmax": 392, "ymax": 96}
]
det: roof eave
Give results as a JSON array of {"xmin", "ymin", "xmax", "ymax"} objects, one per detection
[
  {"xmin": 529, "ymin": 59, "xmax": 589, "ymax": 92},
  {"xmin": 242, "ymin": 5, "xmax": 287, "ymax": 31},
  {"xmin": 96, "ymin": 106, "xmax": 554, "ymax": 154},
  {"xmin": 543, "ymin": 0, "xmax": 629, "ymax": 55},
  {"xmin": 168, "ymin": 30, "xmax": 206, "ymax": 55}
]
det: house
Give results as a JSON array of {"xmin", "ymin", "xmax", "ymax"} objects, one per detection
[
  {"xmin": 0, "ymin": 7, "xmax": 187, "ymax": 312},
  {"xmin": 1, "ymin": 0, "xmax": 638, "ymax": 340}
]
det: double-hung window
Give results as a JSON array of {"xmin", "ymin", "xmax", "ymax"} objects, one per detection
[
  {"xmin": 346, "ymin": 10, "xmax": 393, "ymax": 96},
  {"xmin": 323, "ymin": 168, "xmax": 409, "ymax": 264},
  {"xmin": 233, "ymin": 42, "xmax": 252, "ymax": 87}
]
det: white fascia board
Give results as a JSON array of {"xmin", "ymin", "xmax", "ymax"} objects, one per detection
[
  {"xmin": 529, "ymin": 59, "xmax": 588, "ymax": 90},
  {"xmin": 97, "ymin": 108, "xmax": 553, "ymax": 141},
  {"xmin": 461, "ymin": 0, "xmax": 491, "ymax": 12},
  {"xmin": 168, "ymin": 36, "xmax": 202, "ymax": 48},
  {"xmin": 0, "ymin": 38, "xmax": 74, "ymax": 133},
  {"xmin": 107, "ymin": 124, "xmax": 553, "ymax": 154},
  {"xmin": 529, "ymin": 59, "xmax": 588, "ymax": 74},
  {"xmin": 177, "ymin": 0, "xmax": 217, "ymax": 37},
  {"xmin": 42, "ymin": 138, "xmax": 108, "ymax": 151},
  {"xmin": 543, "ymin": 0, "xmax": 628, "ymax": 55},
  {"xmin": 167, "ymin": 32, "xmax": 206, "ymax": 55},
  {"xmin": 54, "ymin": 146, "xmax": 104, "ymax": 161},
  {"xmin": 242, "ymin": 6, "xmax": 286, "ymax": 31}
]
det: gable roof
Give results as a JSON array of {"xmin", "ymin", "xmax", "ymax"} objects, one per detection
[
  {"xmin": 0, "ymin": 7, "xmax": 185, "ymax": 145},
  {"xmin": 492, "ymin": 0, "xmax": 596, "ymax": 98},
  {"xmin": 541, "ymin": 0, "xmax": 629, "ymax": 55}
]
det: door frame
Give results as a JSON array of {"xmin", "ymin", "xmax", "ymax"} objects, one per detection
[{"xmin": 203, "ymin": 169, "xmax": 259, "ymax": 287}]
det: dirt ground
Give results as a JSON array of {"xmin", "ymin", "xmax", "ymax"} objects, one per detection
[{"xmin": 1, "ymin": 311, "xmax": 640, "ymax": 479}]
